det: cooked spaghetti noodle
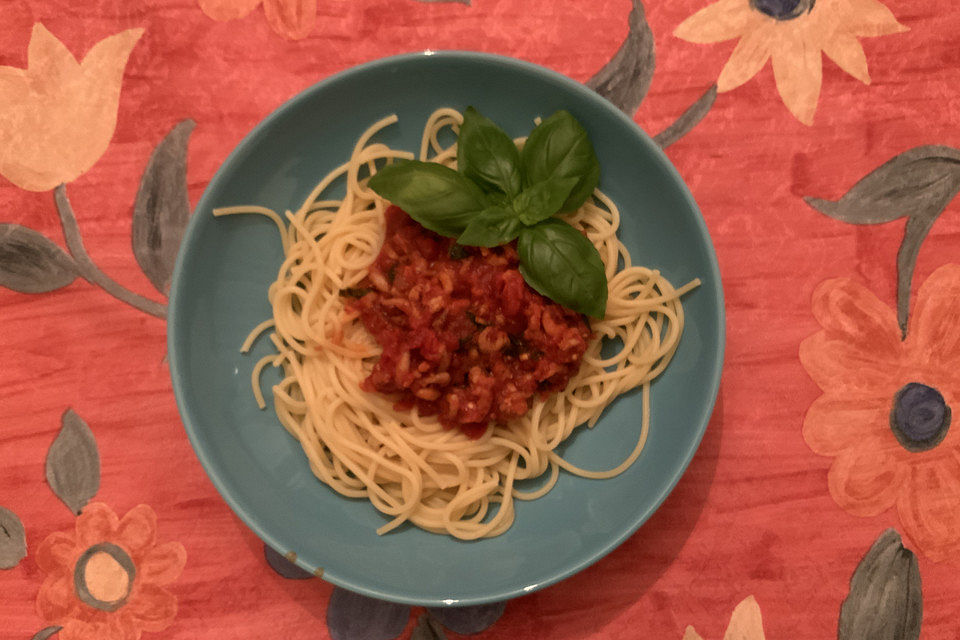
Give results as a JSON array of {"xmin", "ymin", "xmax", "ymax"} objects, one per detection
[{"xmin": 215, "ymin": 109, "xmax": 698, "ymax": 540}]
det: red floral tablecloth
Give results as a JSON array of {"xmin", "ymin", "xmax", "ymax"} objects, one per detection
[{"xmin": 2, "ymin": 0, "xmax": 958, "ymax": 638}]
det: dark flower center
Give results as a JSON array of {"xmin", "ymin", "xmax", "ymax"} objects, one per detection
[
  {"xmin": 890, "ymin": 382, "xmax": 952, "ymax": 452},
  {"xmin": 750, "ymin": 0, "xmax": 815, "ymax": 20},
  {"xmin": 73, "ymin": 542, "xmax": 136, "ymax": 612}
]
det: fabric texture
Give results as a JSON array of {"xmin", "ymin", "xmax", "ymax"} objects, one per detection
[{"xmin": 1, "ymin": 0, "xmax": 958, "ymax": 638}]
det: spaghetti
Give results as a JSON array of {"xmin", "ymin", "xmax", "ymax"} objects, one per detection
[{"xmin": 215, "ymin": 109, "xmax": 698, "ymax": 540}]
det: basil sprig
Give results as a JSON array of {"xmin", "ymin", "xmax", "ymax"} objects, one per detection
[
  {"xmin": 520, "ymin": 110, "xmax": 600, "ymax": 213},
  {"xmin": 367, "ymin": 107, "xmax": 606, "ymax": 318},
  {"xmin": 457, "ymin": 107, "xmax": 523, "ymax": 197},
  {"xmin": 518, "ymin": 220, "xmax": 607, "ymax": 317},
  {"xmin": 458, "ymin": 206, "xmax": 523, "ymax": 247},
  {"xmin": 365, "ymin": 161, "xmax": 488, "ymax": 237}
]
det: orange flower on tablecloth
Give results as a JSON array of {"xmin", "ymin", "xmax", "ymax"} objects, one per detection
[
  {"xmin": 198, "ymin": 0, "xmax": 317, "ymax": 40},
  {"xmin": 800, "ymin": 264, "xmax": 960, "ymax": 562},
  {"xmin": 0, "ymin": 24, "xmax": 143, "ymax": 192},
  {"xmin": 35, "ymin": 503, "xmax": 187, "ymax": 640},
  {"xmin": 674, "ymin": 0, "xmax": 907, "ymax": 124},
  {"xmin": 683, "ymin": 595, "xmax": 766, "ymax": 639}
]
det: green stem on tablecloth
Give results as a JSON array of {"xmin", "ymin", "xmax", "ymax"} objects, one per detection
[{"xmin": 53, "ymin": 185, "xmax": 167, "ymax": 319}]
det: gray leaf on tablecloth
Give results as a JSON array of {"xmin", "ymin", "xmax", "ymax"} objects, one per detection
[
  {"xmin": 586, "ymin": 0, "xmax": 655, "ymax": 116},
  {"xmin": 30, "ymin": 627, "xmax": 62, "ymax": 640},
  {"xmin": 0, "ymin": 505, "xmax": 27, "ymax": 569},
  {"xmin": 804, "ymin": 146, "xmax": 960, "ymax": 224},
  {"xmin": 131, "ymin": 119, "xmax": 196, "ymax": 296},
  {"xmin": 838, "ymin": 529, "xmax": 922, "ymax": 640},
  {"xmin": 654, "ymin": 85, "xmax": 717, "ymax": 149},
  {"xmin": 411, "ymin": 614, "xmax": 447, "ymax": 640},
  {"xmin": 263, "ymin": 544, "xmax": 315, "ymax": 579},
  {"xmin": 805, "ymin": 145, "xmax": 960, "ymax": 337},
  {"xmin": 426, "ymin": 601, "xmax": 506, "ymax": 635},
  {"xmin": 0, "ymin": 224, "xmax": 77, "ymax": 294},
  {"xmin": 327, "ymin": 586, "xmax": 409, "ymax": 640},
  {"xmin": 46, "ymin": 409, "xmax": 100, "ymax": 515}
]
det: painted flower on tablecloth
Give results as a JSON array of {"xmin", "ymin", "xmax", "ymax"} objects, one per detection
[
  {"xmin": 35, "ymin": 503, "xmax": 186, "ymax": 640},
  {"xmin": 0, "ymin": 24, "xmax": 143, "ymax": 192},
  {"xmin": 674, "ymin": 0, "xmax": 907, "ymax": 124},
  {"xmin": 683, "ymin": 595, "xmax": 766, "ymax": 639},
  {"xmin": 198, "ymin": 0, "xmax": 316, "ymax": 40},
  {"xmin": 800, "ymin": 264, "xmax": 960, "ymax": 562}
]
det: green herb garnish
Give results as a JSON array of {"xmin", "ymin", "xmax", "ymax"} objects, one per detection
[
  {"xmin": 367, "ymin": 107, "xmax": 606, "ymax": 318},
  {"xmin": 518, "ymin": 219, "xmax": 607, "ymax": 319},
  {"xmin": 457, "ymin": 206, "xmax": 523, "ymax": 248},
  {"xmin": 457, "ymin": 107, "xmax": 523, "ymax": 197},
  {"xmin": 520, "ymin": 110, "xmax": 600, "ymax": 214}
]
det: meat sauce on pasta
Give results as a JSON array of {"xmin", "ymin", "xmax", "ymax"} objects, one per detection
[{"xmin": 349, "ymin": 206, "xmax": 590, "ymax": 438}]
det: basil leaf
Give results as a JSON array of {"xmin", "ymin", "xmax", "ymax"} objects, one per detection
[
  {"xmin": 517, "ymin": 219, "xmax": 607, "ymax": 318},
  {"xmin": 457, "ymin": 206, "xmax": 523, "ymax": 247},
  {"xmin": 514, "ymin": 175, "xmax": 579, "ymax": 226},
  {"xmin": 457, "ymin": 107, "xmax": 522, "ymax": 197},
  {"xmin": 521, "ymin": 110, "xmax": 600, "ymax": 213},
  {"xmin": 368, "ymin": 160, "xmax": 489, "ymax": 237}
]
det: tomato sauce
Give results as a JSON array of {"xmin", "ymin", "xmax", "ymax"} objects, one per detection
[{"xmin": 346, "ymin": 206, "xmax": 591, "ymax": 438}]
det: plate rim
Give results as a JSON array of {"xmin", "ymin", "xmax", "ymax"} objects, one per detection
[{"xmin": 167, "ymin": 49, "xmax": 726, "ymax": 606}]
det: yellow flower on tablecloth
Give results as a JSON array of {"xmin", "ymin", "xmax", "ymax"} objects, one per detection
[
  {"xmin": 674, "ymin": 0, "xmax": 907, "ymax": 124},
  {"xmin": 683, "ymin": 595, "xmax": 766, "ymax": 640},
  {"xmin": 198, "ymin": 0, "xmax": 317, "ymax": 40},
  {"xmin": 0, "ymin": 24, "xmax": 143, "ymax": 192},
  {"xmin": 35, "ymin": 503, "xmax": 186, "ymax": 640}
]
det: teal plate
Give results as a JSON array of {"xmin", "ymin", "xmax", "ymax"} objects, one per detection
[{"xmin": 168, "ymin": 51, "xmax": 724, "ymax": 607}]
